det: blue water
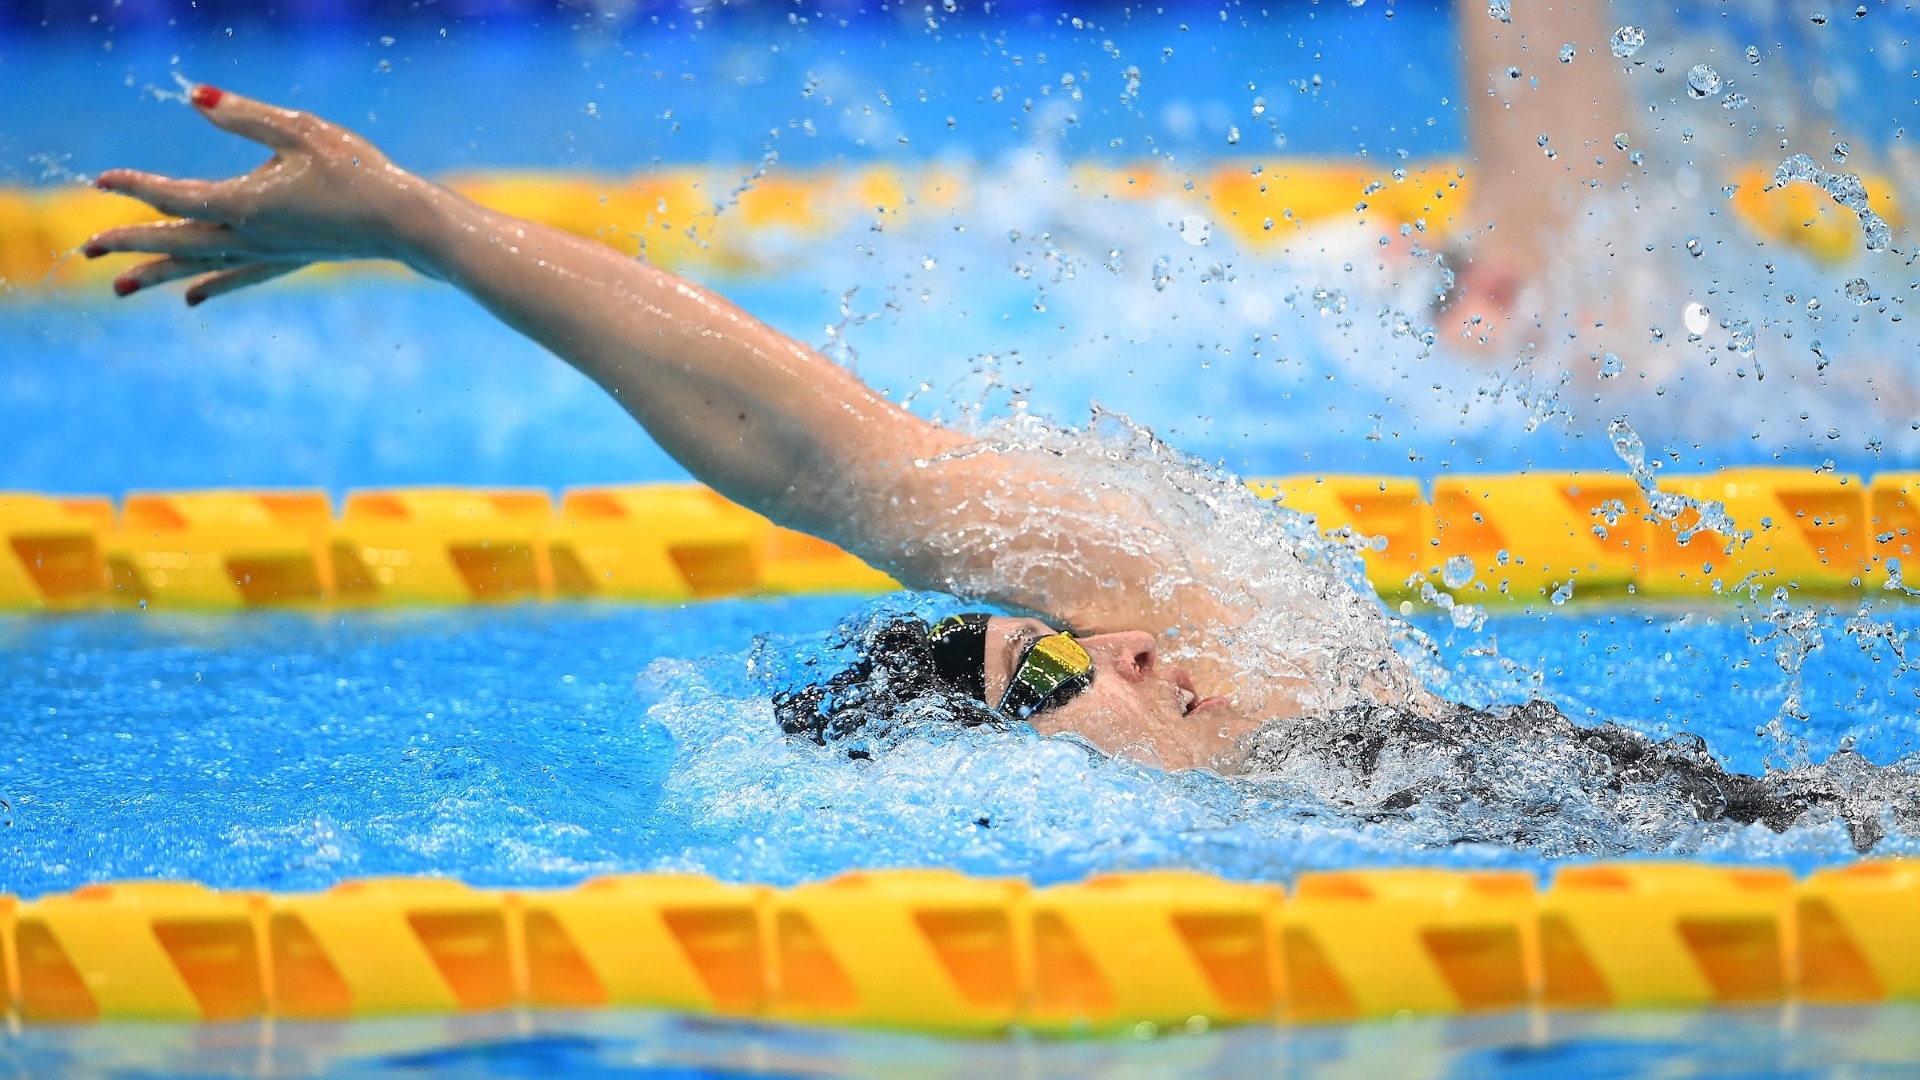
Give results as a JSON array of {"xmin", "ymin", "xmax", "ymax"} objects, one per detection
[{"xmin": 4, "ymin": 597, "xmax": 1915, "ymax": 901}]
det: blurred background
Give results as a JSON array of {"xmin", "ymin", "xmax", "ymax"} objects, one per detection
[{"xmin": 0, "ymin": 0, "xmax": 1913, "ymax": 493}]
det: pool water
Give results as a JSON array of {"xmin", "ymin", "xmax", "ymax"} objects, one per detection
[
  {"xmin": 6, "ymin": 1002, "xmax": 1920, "ymax": 1078},
  {"xmin": 4, "ymin": 595, "xmax": 1915, "ymax": 901}
]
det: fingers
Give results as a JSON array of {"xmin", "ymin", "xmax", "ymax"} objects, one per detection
[
  {"xmin": 84, "ymin": 219, "xmax": 242, "ymax": 260},
  {"xmin": 190, "ymin": 84, "xmax": 317, "ymax": 154},
  {"xmin": 110, "ymin": 255, "xmax": 237, "ymax": 297},
  {"xmin": 184, "ymin": 262, "xmax": 305, "ymax": 307},
  {"xmin": 94, "ymin": 169, "xmax": 245, "ymax": 223}
]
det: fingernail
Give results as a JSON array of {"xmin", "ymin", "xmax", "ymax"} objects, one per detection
[
  {"xmin": 82, "ymin": 244, "xmax": 106, "ymax": 259},
  {"xmin": 93, "ymin": 176, "xmax": 114, "ymax": 191},
  {"xmin": 185, "ymin": 292, "xmax": 205, "ymax": 307},
  {"xmin": 113, "ymin": 278, "xmax": 140, "ymax": 297},
  {"xmin": 191, "ymin": 84, "xmax": 224, "ymax": 109}
]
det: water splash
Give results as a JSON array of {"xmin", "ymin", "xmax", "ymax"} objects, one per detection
[
  {"xmin": 1771, "ymin": 154, "xmax": 1895, "ymax": 253},
  {"xmin": 1606, "ymin": 417, "xmax": 1752, "ymax": 549}
]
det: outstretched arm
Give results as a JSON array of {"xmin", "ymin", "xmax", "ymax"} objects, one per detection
[
  {"xmin": 86, "ymin": 86, "xmax": 966, "ymax": 553},
  {"xmin": 87, "ymin": 87, "xmax": 1277, "ymax": 704}
]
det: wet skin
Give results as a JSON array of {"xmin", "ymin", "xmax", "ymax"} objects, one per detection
[
  {"xmin": 981, "ymin": 616, "xmax": 1253, "ymax": 772},
  {"xmin": 85, "ymin": 86, "xmax": 1302, "ymax": 775}
]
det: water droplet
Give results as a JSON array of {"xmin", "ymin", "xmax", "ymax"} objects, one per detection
[
  {"xmin": 1442, "ymin": 555, "xmax": 1476, "ymax": 589},
  {"xmin": 1721, "ymin": 92, "xmax": 1748, "ymax": 110},
  {"xmin": 1600, "ymin": 352, "xmax": 1624, "ymax": 378},
  {"xmin": 1686, "ymin": 63, "xmax": 1721, "ymax": 98},
  {"xmin": 1684, "ymin": 236, "xmax": 1704, "ymax": 258},
  {"xmin": 1832, "ymin": 141, "xmax": 1851, "ymax": 164},
  {"xmin": 1536, "ymin": 133, "xmax": 1551, "ymax": 147},
  {"xmin": 1151, "ymin": 255, "xmax": 1172, "ymax": 291},
  {"xmin": 1681, "ymin": 128, "xmax": 1694, "ymax": 144},
  {"xmin": 1613, "ymin": 133, "xmax": 1631, "ymax": 151},
  {"xmin": 1487, "ymin": 0, "xmax": 1512, "ymax": 23},
  {"xmin": 1844, "ymin": 278, "xmax": 1873, "ymax": 303},
  {"xmin": 1683, "ymin": 301, "xmax": 1711, "ymax": 336},
  {"xmin": 1629, "ymin": 150, "xmax": 1645, "ymax": 165},
  {"xmin": 1311, "ymin": 286, "xmax": 1348, "ymax": 315},
  {"xmin": 921, "ymin": 255, "xmax": 937, "ymax": 270},
  {"xmin": 1746, "ymin": 44, "xmax": 1761, "ymax": 64},
  {"xmin": 1506, "ymin": 65, "xmax": 1522, "ymax": 80},
  {"xmin": 1550, "ymin": 580, "xmax": 1575, "ymax": 605},
  {"xmin": 1226, "ymin": 125, "xmax": 1241, "ymax": 145},
  {"xmin": 1609, "ymin": 25, "xmax": 1646, "ymax": 59},
  {"xmin": 1728, "ymin": 318, "xmax": 1755, "ymax": 357},
  {"xmin": 1558, "ymin": 42, "xmax": 1576, "ymax": 63}
]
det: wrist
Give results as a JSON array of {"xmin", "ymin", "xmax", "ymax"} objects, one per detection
[{"xmin": 375, "ymin": 170, "xmax": 468, "ymax": 278}]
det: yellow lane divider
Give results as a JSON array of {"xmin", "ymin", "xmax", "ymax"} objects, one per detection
[
  {"xmin": 3, "ymin": 863, "xmax": 1915, "ymax": 1031},
  {"xmin": 0, "ymin": 484, "xmax": 897, "ymax": 610},
  {"xmin": 1, "ymin": 470, "xmax": 1912, "ymax": 610},
  {"xmin": 1257, "ymin": 467, "xmax": 1903, "ymax": 602},
  {"xmin": 0, "ymin": 158, "xmax": 1896, "ymax": 291}
]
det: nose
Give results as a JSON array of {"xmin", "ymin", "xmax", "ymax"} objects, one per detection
[{"xmin": 1083, "ymin": 630, "xmax": 1157, "ymax": 682}]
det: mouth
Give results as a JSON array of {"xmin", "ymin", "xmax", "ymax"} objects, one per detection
[{"xmin": 1168, "ymin": 667, "xmax": 1216, "ymax": 716}]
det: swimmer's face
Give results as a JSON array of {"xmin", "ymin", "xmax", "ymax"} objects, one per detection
[{"xmin": 981, "ymin": 616, "xmax": 1244, "ymax": 771}]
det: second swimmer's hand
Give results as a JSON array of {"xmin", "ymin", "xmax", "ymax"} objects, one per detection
[{"xmin": 84, "ymin": 85, "xmax": 438, "ymax": 305}]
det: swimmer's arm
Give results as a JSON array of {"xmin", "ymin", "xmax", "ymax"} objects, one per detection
[{"xmin": 83, "ymin": 88, "xmax": 967, "ymax": 547}]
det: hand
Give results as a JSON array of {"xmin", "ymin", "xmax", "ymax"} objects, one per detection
[{"xmin": 84, "ymin": 86, "xmax": 437, "ymax": 305}]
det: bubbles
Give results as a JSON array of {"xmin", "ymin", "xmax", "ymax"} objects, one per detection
[
  {"xmin": 1844, "ymin": 278, "xmax": 1873, "ymax": 304},
  {"xmin": 1441, "ymin": 554, "xmax": 1476, "ymax": 590},
  {"xmin": 1487, "ymin": 0, "xmax": 1512, "ymax": 23},
  {"xmin": 1558, "ymin": 42, "xmax": 1576, "ymax": 63},
  {"xmin": 1685, "ymin": 63, "xmax": 1722, "ymax": 99},
  {"xmin": 1683, "ymin": 301, "xmax": 1712, "ymax": 336},
  {"xmin": 1609, "ymin": 25, "xmax": 1646, "ymax": 59}
]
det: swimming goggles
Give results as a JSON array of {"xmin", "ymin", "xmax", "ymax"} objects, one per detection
[{"xmin": 925, "ymin": 614, "xmax": 1094, "ymax": 719}]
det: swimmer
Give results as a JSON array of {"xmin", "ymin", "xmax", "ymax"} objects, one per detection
[
  {"xmin": 86, "ymin": 89, "xmax": 1920, "ymax": 850},
  {"xmin": 84, "ymin": 86, "xmax": 1280, "ymax": 772}
]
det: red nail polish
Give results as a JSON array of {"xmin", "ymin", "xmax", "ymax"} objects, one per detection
[
  {"xmin": 93, "ymin": 176, "xmax": 114, "ymax": 191},
  {"xmin": 192, "ymin": 84, "xmax": 224, "ymax": 109},
  {"xmin": 185, "ymin": 293, "xmax": 205, "ymax": 308},
  {"xmin": 83, "ymin": 244, "xmax": 106, "ymax": 259},
  {"xmin": 113, "ymin": 278, "xmax": 140, "ymax": 297}
]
